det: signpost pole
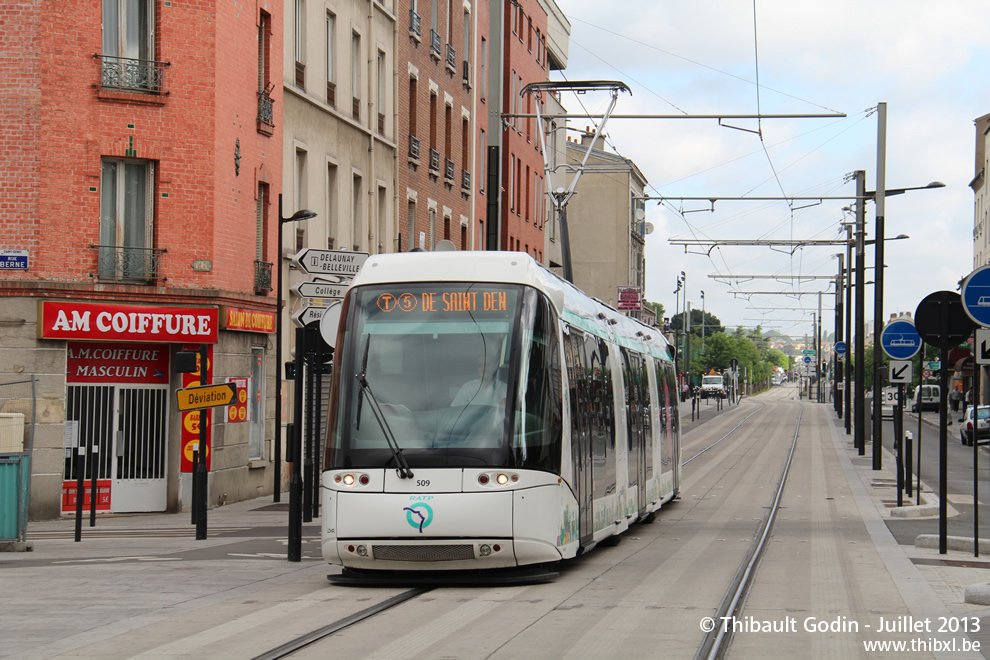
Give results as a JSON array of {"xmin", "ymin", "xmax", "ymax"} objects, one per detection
[
  {"xmin": 917, "ymin": 342, "xmax": 924, "ymax": 506},
  {"xmin": 196, "ymin": 343, "xmax": 208, "ymax": 540},
  {"xmin": 288, "ymin": 326, "xmax": 305, "ymax": 562},
  {"xmin": 974, "ymin": 347, "xmax": 981, "ymax": 558}
]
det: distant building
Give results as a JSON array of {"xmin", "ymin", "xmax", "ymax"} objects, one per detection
[{"xmin": 971, "ymin": 112, "xmax": 990, "ymax": 268}]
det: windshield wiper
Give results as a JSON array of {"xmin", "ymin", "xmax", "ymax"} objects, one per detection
[{"xmin": 355, "ymin": 369, "xmax": 414, "ymax": 479}]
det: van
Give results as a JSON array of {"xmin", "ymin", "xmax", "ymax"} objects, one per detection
[{"xmin": 912, "ymin": 384, "xmax": 940, "ymax": 412}]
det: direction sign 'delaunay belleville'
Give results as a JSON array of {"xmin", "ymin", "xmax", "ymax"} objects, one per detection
[{"xmin": 292, "ymin": 249, "xmax": 369, "ymax": 277}]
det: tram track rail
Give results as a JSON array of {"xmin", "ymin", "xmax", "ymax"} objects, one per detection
[
  {"xmin": 252, "ymin": 588, "xmax": 430, "ymax": 660},
  {"xmin": 695, "ymin": 406, "xmax": 804, "ymax": 660}
]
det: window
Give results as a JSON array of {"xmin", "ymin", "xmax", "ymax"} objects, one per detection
[
  {"xmin": 377, "ymin": 50, "xmax": 386, "ymax": 135},
  {"xmin": 479, "ymin": 129, "xmax": 486, "ymax": 193},
  {"xmin": 255, "ymin": 182, "xmax": 271, "ymax": 292},
  {"xmin": 352, "ymin": 173, "xmax": 363, "ymax": 251},
  {"xmin": 351, "ymin": 31, "xmax": 361, "ymax": 122},
  {"xmin": 525, "ymin": 165, "xmax": 530, "ymax": 221},
  {"xmin": 326, "ymin": 163, "xmax": 338, "ymax": 248},
  {"xmin": 480, "ymin": 38, "xmax": 487, "ymax": 101},
  {"xmin": 509, "ymin": 154, "xmax": 515, "ymax": 212},
  {"xmin": 407, "ymin": 199, "xmax": 416, "ymax": 252},
  {"xmin": 101, "ymin": 0, "xmax": 160, "ymax": 92},
  {"xmin": 428, "ymin": 207, "xmax": 436, "ymax": 249},
  {"xmin": 249, "ymin": 348, "xmax": 265, "ymax": 459},
  {"xmin": 257, "ymin": 11, "xmax": 274, "ymax": 130},
  {"xmin": 326, "ymin": 11, "xmax": 336, "ymax": 106},
  {"xmin": 294, "ymin": 0, "xmax": 306, "ymax": 88},
  {"xmin": 409, "ymin": 76, "xmax": 418, "ymax": 148},
  {"xmin": 99, "ymin": 158, "xmax": 155, "ymax": 281},
  {"xmin": 295, "ymin": 148, "xmax": 308, "ymax": 247}
]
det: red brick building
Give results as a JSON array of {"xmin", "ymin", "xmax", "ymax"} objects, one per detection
[
  {"xmin": 477, "ymin": 0, "xmax": 551, "ymax": 260},
  {"xmin": 0, "ymin": 0, "xmax": 284, "ymax": 518},
  {"xmin": 399, "ymin": 0, "xmax": 475, "ymax": 252}
]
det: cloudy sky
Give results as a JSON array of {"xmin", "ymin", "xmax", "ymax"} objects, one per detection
[{"xmin": 550, "ymin": 0, "xmax": 990, "ymax": 340}]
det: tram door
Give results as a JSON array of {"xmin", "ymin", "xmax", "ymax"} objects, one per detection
[
  {"xmin": 564, "ymin": 328, "xmax": 594, "ymax": 545},
  {"xmin": 113, "ymin": 386, "xmax": 168, "ymax": 512}
]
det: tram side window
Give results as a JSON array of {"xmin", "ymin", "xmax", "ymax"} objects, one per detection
[{"xmin": 513, "ymin": 295, "xmax": 561, "ymax": 472}]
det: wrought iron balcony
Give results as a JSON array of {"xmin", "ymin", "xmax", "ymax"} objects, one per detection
[
  {"xmin": 98, "ymin": 55, "xmax": 169, "ymax": 94},
  {"xmin": 257, "ymin": 88, "xmax": 275, "ymax": 127},
  {"xmin": 92, "ymin": 245, "xmax": 166, "ymax": 282},
  {"xmin": 429, "ymin": 148, "xmax": 440, "ymax": 172},
  {"xmin": 445, "ymin": 44, "xmax": 456, "ymax": 72},
  {"xmin": 409, "ymin": 135, "xmax": 421, "ymax": 160},
  {"xmin": 430, "ymin": 30, "xmax": 441, "ymax": 60},
  {"xmin": 444, "ymin": 158, "xmax": 455, "ymax": 181},
  {"xmin": 462, "ymin": 169, "xmax": 471, "ymax": 190},
  {"xmin": 255, "ymin": 260, "xmax": 273, "ymax": 293},
  {"xmin": 409, "ymin": 10, "xmax": 421, "ymax": 38}
]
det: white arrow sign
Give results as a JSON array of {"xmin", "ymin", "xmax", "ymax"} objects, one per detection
[
  {"xmin": 291, "ymin": 306, "xmax": 326, "ymax": 327},
  {"xmin": 292, "ymin": 249, "xmax": 369, "ymax": 276},
  {"xmin": 888, "ymin": 360, "xmax": 912, "ymax": 384},
  {"xmin": 292, "ymin": 281, "xmax": 349, "ymax": 299},
  {"xmin": 978, "ymin": 328, "xmax": 990, "ymax": 365}
]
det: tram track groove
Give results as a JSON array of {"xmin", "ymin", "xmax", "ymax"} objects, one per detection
[{"xmin": 695, "ymin": 406, "xmax": 804, "ymax": 660}]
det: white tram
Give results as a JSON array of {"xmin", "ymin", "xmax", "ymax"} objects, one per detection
[{"xmin": 321, "ymin": 252, "xmax": 681, "ymax": 572}]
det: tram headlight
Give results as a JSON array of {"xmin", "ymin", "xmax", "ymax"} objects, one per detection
[
  {"xmin": 496, "ymin": 473, "xmax": 509, "ymax": 486},
  {"xmin": 342, "ymin": 473, "xmax": 355, "ymax": 486}
]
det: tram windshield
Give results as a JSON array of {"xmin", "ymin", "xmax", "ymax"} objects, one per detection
[{"xmin": 327, "ymin": 282, "xmax": 562, "ymax": 472}]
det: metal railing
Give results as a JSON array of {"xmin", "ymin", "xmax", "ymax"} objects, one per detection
[
  {"xmin": 461, "ymin": 169, "xmax": 471, "ymax": 190},
  {"xmin": 257, "ymin": 89, "xmax": 274, "ymax": 127},
  {"xmin": 444, "ymin": 158, "xmax": 455, "ymax": 181},
  {"xmin": 429, "ymin": 148, "xmax": 440, "ymax": 172},
  {"xmin": 98, "ymin": 55, "xmax": 169, "ymax": 94},
  {"xmin": 254, "ymin": 260, "xmax": 273, "ymax": 293},
  {"xmin": 445, "ymin": 44, "xmax": 456, "ymax": 72},
  {"xmin": 430, "ymin": 30, "xmax": 441, "ymax": 59},
  {"xmin": 409, "ymin": 135, "xmax": 421, "ymax": 159},
  {"xmin": 409, "ymin": 10, "xmax": 421, "ymax": 38},
  {"xmin": 92, "ymin": 245, "xmax": 166, "ymax": 282}
]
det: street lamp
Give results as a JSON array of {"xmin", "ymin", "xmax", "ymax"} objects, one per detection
[
  {"xmin": 700, "ymin": 290, "xmax": 705, "ymax": 358},
  {"xmin": 274, "ymin": 194, "xmax": 317, "ymax": 502},
  {"xmin": 870, "ymin": 180, "xmax": 943, "ymax": 470}
]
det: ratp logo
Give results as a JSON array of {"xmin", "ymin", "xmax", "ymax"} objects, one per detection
[{"xmin": 403, "ymin": 503, "xmax": 433, "ymax": 533}]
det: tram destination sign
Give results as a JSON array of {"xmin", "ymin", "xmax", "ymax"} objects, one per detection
[
  {"xmin": 293, "ymin": 249, "xmax": 369, "ymax": 277},
  {"xmin": 176, "ymin": 382, "xmax": 237, "ymax": 412}
]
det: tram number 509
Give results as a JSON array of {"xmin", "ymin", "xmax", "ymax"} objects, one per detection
[{"xmin": 416, "ymin": 480, "xmax": 431, "ymax": 487}]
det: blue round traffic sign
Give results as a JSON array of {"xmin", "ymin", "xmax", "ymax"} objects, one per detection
[
  {"xmin": 834, "ymin": 341, "xmax": 846, "ymax": 356},
  {"xmin": 803, "ymin": 356, "xmax": 812, "ymax": 364},
  {"xmin": 880, "ymin": 319, "xmax": 921, "ymax": 360},
  {"xmin": 962, "ymin": 265, "xmax": 990, "ymax": 327}
]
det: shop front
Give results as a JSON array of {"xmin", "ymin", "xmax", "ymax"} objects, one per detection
[{"xmin": 39, "ymin": 301, "xmax": 218, "ymax": 515}]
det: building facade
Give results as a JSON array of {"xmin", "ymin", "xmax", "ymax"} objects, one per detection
[
  {"xmin": 1, "ymin": 0, "xmax": 284, "ymax": 519},
  {"xmin": 399, "ymin": 0, "xmax": 474, "ymax": 252},
  {"xmin": 563, "ymin": 131, "xmax": 649, "ymax": 316}
]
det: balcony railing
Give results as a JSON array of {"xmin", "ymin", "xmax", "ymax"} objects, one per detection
[
  {"xmin": 255, "ymin": 260, "xmax": 273, "ymax": 293},
  {"xmin": 429, "ymin": 148, "xmax": 440, "ymax": 172},
  {"xmin": 445, "ymin": 44, "xmax": 456, "ymax": 72},
  {"xmin": 409, "ymin": 10, "xmax": 421, "ymax": 38},
  {"xmin": 98, "ymin": 55, "xmax": 169, "ymax": 94},
  {"xmin": 444, "ymin": 158, "xmax": 455, "ymax": 181},
  {"xmin": 257, "ymin": 88, "xmax": 275, "ymax": 127},
  {"xmin": 461, "ymin": 169, "xmax": 471, "ymax": 190},
  {"xmin": 409, "ymin": 135, "xmax": 420, "ymax": 159},
  {"xmin": 430, "ymin": 30, "xmax": 441, "ymax": 60},
  {"xmin": 93, "ymin": 245, "xmax": 166, "ymax": 282}
]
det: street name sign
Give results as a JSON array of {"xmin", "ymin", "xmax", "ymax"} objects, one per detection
[
  {"xmin": 880, "ymin": 318, "xmax": 922, "ymax": 360},
  {"xmin": 0, "ymin": 249, "xmax": 28, "ymax": 270},
  {"xmin": 293, "ymin": 249, "xmax": 369, "ymax": 277},
  {"xmin": 177, "ymin": 382, "xmax": 237, "ymax": 412},
  {"xmin": 888, "ymin": 360, "xmax": 912, "ymax": 384}
]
